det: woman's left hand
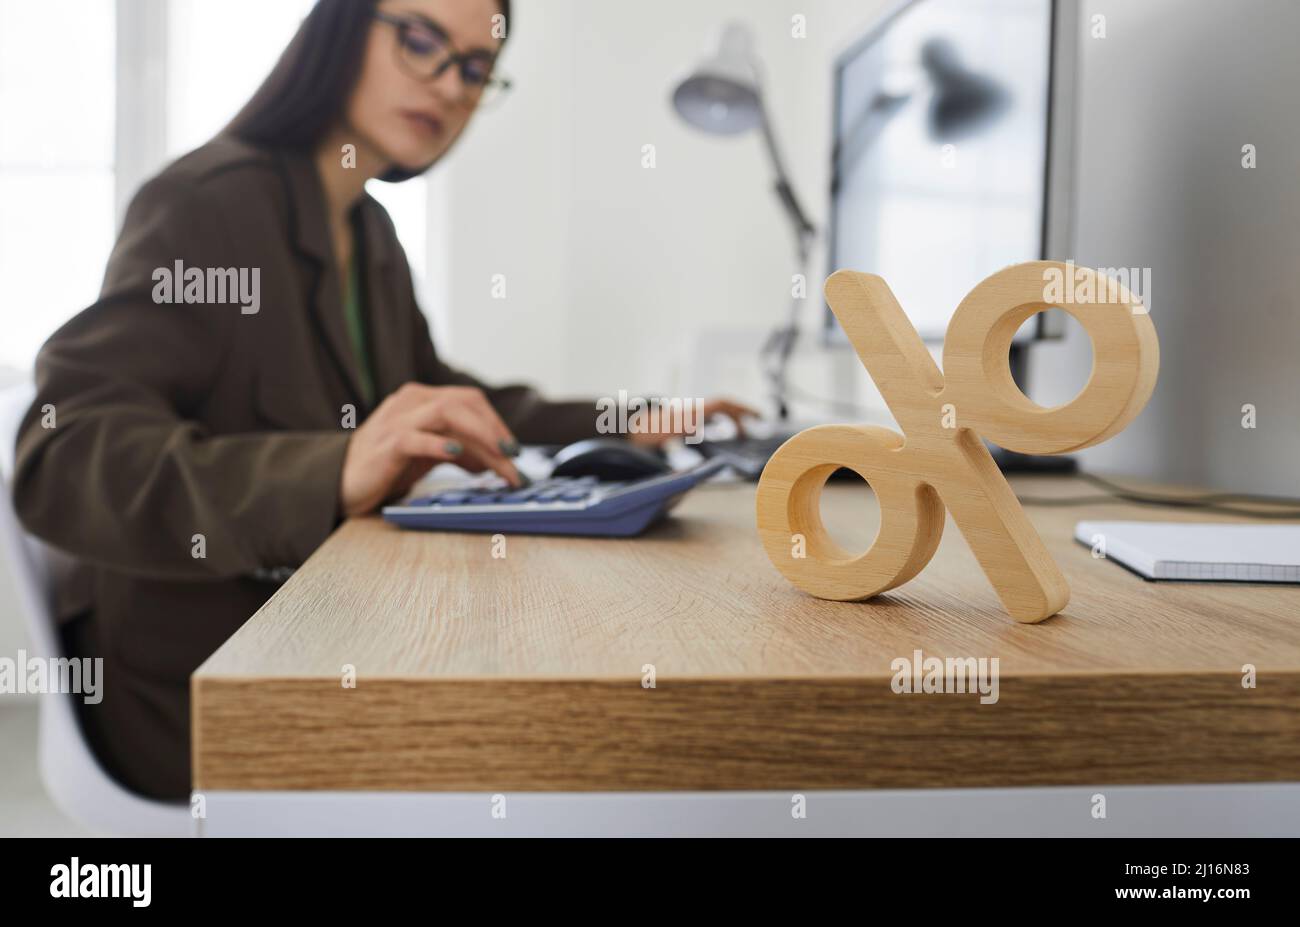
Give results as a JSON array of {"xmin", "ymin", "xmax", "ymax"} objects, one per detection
[{"xmin": 627, "ymin": 397, "xmax": 761, "ymax": 448}]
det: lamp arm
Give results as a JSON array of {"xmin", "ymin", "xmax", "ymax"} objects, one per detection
[
  {"xmin": 758, "ymin": 105, "xmax": 816, "ymax": 248},
  {"xmin": 756, "ymin": 103, "xmax": 815, "ymax": 420}
]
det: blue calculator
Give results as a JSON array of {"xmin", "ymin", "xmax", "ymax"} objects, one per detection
[{"xmin": 382, "ymin": 460, "xmax": 726, "ymax": 537}]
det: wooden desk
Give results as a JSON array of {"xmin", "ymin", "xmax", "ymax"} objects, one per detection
[{"xmin": 192, "ymin": 475, "xmax": 1300, "ymax": 834}]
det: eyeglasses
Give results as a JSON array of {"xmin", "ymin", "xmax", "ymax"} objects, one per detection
[{"xmin": 373, "ymin": 11, "xmax": 512, "ymax": 108}]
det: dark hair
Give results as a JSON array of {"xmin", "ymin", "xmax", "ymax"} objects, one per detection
[{"xmin": 227, "ymin": 0, "xmax": 511, "ymax": 183}]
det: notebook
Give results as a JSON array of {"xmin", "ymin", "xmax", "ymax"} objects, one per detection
[{"xmin": 1074, "ymin": 521, "xmax": 1300, "ymax": 582}]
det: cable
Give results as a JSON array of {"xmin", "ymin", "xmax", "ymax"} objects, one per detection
[
  {"xmin": 783, "ymin": 385, "xmax": 1300, "ymax": 520},
  {"xmin": 1074, "ymin": 472, "xmax": 1300, "ymax": 508},
  {"xmin": 1018, "ymin": 472, "xmax": 1300, "ymax": 520},
  {"xmin": 784, "ymin": 383, "xmax": 894, "ymax": 423}
]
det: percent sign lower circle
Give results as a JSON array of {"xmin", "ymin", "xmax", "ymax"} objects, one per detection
[{"xmin": 755, "ymin": 261, "xmax": 1160, "ymax": 623}]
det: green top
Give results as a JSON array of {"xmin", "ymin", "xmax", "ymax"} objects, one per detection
[{"xmin": 343, "ymin": 255, "xmax": 376, "ymax": 407}]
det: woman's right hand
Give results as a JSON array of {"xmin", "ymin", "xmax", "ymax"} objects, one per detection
[{"xmin": 339, "ymin": 382, "xmax": 522, "ymax": 518}]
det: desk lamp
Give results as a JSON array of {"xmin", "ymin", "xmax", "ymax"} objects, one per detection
[{"xmin": 672, "ymin": 25, "xmax": 1008, "ymax": 421}]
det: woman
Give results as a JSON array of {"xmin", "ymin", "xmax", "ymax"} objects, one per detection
[{"xmin": 13, "ymin": 0, "xmax": 751, "ymax": 800}]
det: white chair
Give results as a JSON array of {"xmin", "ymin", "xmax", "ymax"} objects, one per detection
[{"xmin": 0, "ymin": 382, "xmax": 193, "ymax": 835}]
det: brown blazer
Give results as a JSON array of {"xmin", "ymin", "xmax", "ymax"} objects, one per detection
[{"xmin": 12, "ymin": 137, "xmax": 601, "ymax": 800}]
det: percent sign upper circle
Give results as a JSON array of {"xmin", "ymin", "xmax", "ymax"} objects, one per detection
[{"xmin": 755, "ymin": 261, "xmax": 1159, "ymax": 623}]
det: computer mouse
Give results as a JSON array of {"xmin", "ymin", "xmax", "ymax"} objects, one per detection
[{"xmin": 550, "ymin": 438, "xmax": 671, "ymax": 481}]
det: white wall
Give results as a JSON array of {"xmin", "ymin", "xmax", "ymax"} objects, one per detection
[{"xmin": 431, "ymin": 0, "xmax": 890, "ymax": 409}]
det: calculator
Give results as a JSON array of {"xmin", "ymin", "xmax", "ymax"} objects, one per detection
[{"xmin": 382, "ymin": 460, "xmax": 726, "ymax": 537}]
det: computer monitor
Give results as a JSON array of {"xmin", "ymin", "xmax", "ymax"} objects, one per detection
[{"xmin": 827, "ymin": 0, "xmax": 1078, "ymax": 348}]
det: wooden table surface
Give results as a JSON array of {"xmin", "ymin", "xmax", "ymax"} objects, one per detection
[{"xmin": 193, "ymin": 475, "xmax": 1300, "ymax": 792}]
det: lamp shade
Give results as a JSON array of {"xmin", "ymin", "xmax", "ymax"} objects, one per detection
[
  {"xmin": 919, "ymin": 38, "xmax": 1009, "ymax": 141},
  {"xmin": 671, "ymin": 22, "xmax": 763, "ymax": 135}
]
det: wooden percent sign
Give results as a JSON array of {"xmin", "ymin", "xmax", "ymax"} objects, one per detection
[{"xmin": 756, "ymin": 261, "xmax": 1159, "ymax": 623}]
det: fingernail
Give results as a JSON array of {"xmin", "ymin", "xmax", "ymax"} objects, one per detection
[
  {"xmin": 444, "ymin": 440, "xmax": 463, "ymax": 456},
  {"xmin": 500, "ymin": 438, "xmax": 521, "ymax": 457}
]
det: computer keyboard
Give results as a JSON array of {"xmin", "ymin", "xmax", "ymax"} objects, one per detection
[
  {"xmin": 695, "ymin": 433, "xmax": 797, "ymax": 480},
  {"xmin": 382, "ymin": 461, "xmax": 726, "ymax": 537},
  {"xmin": 695, "ymin": 432, "xmax": 1079, "ymax": 478}
]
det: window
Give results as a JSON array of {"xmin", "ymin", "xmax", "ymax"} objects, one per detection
[
  {"xmin": 0, "ymin": 0, "xmax": 116, "ymax": 372},
  {"xmin": 166, "ymin": 0, "xmax": 429, "ymax": 289},
  {"xmin": 165, "ymin": 0, "xmax": 317, "ymax": 160},
  {"xmin": 0, "ymin": 0, "xmax": 435, "ymax": 372}
]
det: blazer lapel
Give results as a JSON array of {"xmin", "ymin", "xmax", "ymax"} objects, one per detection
[
  {"xmin": 278, "ymin": 150, "xmax": 370, "ymax": 410},
  {"xmin": 355, "ymin": 194, "xmax": 409, "ymax": 400}
]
